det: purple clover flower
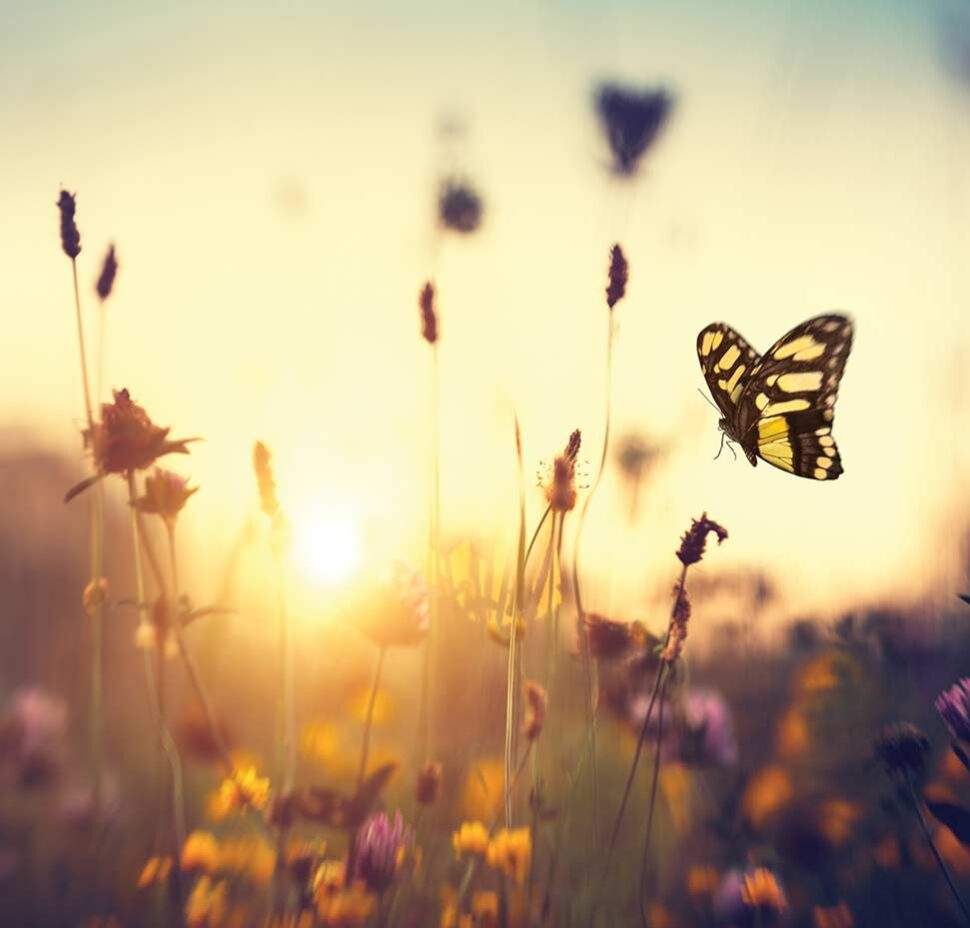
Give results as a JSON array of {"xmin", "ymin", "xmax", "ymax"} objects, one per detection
[
  {"xmin": 936, "ymin": 678, "xmax": 970, "ymax": 741},
  {"xmin": 353, "ymin": 811, "xmax": 412, "ymax": 892},
  {"xmin": 681, "ymin": 689, "xmax": 739, "ymax": 767}
]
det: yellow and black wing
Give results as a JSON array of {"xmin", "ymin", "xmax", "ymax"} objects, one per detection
[
  {"xmin": 735, "ymin": 314, "xmax": 853, "ymax": 480},
  {"xmin": 696, "ymin": 323, "xmax": 761, "ymax": 420}
]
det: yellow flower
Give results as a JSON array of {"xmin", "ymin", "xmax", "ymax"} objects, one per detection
[
  {"xmin": 742, "ymin": 765, "xmax": 793, "ymax": 827},
  {"xmin": 813, "ymin": 902, "xmax": 854, "ymax": 928},
  {"xmin": 485, "ymin": 828, "xmax": 531, "ymax": 885},
  {"xmin": 181, "ymin": 830, "xmax": 220, "ymax": 873},
  {"xmin": 218, "ymin": 835, "xmax": 276, "ymax": 885},
  {"xmin": 207, "ymin": 766, "xmax": 270, "ymax": 820},
  {"xmin": 185, "ymin": 875, "xmax": 228, "ymax": 927},
  {"xmin": 136, "ymin": 855, "xmax": 172, "ymax": 889},
  {"xmin": 349, "ymin": 686, "xmax": 393, "ymax": 726},
  {"xmin": 685, "ymin": 865, "xmax": 719, "ymax": 898},
  {"xmin": 741, "ymin": 868, "xmax": 787, "ymax": 913},
  {"xmin": 452, "ymin": 821, "xmax": 490, "ymax": 857},
  {"xmin": 316, "ymin": 880, "xmax": 376, "ymax": 927},
  {"xmin": 472, "ymin": 890, "xmax": 499, "ymax": 927},
  {"xmin": 301, "ymin": 722, "xmax": 341, "ymax": 767},
  {"xmin": 796, "ymin": 653, "xmax": 841, "ymax": 696}
]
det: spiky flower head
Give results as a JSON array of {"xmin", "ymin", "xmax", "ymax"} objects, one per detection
[
  {"xmin": 595, "ymin": 83, "xmax": 674, "ymax": 177},
  {"xmin": 543, "ymin": 428, "xmax": 582, "ymax": 513},
  {"xmin": 419, "ymin": 281, "xmax": 438, "ymax": 344},
  {"xmin": 95, "ymin": 244, "xmax": 118, "ymax": 301},
  {"xmin": 606, "ymin": 243, "xmax": 628, "ymax": 309},
  {"xmin": 936, "ymin": 678, "xmax": 970, "ymax": 742},
  {"xmin": 134, "ymin": 468, "xmax": 197, "ymax": 526},
  {"xmin": 353, "ymin": 810, "xmax": 412, "ymax": 893},
  {"xmin": 873, "ymin": 722, "xmax": 930, "ymax": 778},
  {"xmin": 57, "ymin": 190, "xmax": 81, "ymax": 259},
  {"xmin": 252, "ymin": 441, "xmax": 280, "ymax": 519},
  {"xmin": 676, "ymin": 513, "xmax": 728, "ymax": 566}
]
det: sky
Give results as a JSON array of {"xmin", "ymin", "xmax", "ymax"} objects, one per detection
[{"xmin": 2, "ymin": 0, "xmax": 969, "ymax": 630}]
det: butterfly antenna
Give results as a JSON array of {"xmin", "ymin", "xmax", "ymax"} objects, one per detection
[{"xmin": 697, "ymin": 387, "xmax": 720, "ymax": 413}]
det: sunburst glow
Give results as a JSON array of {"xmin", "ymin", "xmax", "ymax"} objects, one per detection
[{"xmin": 294, "ymin": 511, "xmax": 362, "ymax": 586}]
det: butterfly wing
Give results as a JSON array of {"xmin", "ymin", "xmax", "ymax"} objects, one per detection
[
  {"xmin": 734, "ymin": 313, "xmax": 853, "ymax": 480},
  {"xmin": 696, "ymin": 323, "xmax": 761, "ymax": 422}
]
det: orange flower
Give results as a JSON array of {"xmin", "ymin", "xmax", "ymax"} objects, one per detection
[
  {"xmin": 741, "ymin": 868, "xmax": 787, "ymax": 913},
  {"xmin": 207, "ymin": 766, "xmax": 270, "ymax": 820},
  {"xmin": 137, "ymin": 855, "xmax": 172, "ymax": 889},
  {"xmin": 742, "ymin": 765, "xmax": 793, "ymax": 827},
  {"xmin": 485, "ymin": 828, "xmax": 531, "ymax": 885},
  {"xmin": 452, "ymin": 821, "xmax": 490, "ymax": 857},
  {"xmin": 686, "ymin": 865, "xmax": 719, "ymax": 898},
  {"xmin": 181, "ymin": 831, "xmax": 220, "ymax": 874}
]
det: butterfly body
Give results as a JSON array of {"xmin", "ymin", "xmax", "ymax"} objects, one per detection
[{"xmin": 697, "ymin": 314, "xmax": 853, "ymax": 480}]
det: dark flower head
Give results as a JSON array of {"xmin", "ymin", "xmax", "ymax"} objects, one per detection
[
  {"xmin": 415, "ymin": 761, "xmax": 442, "ymax": 806},
  {"xmin": 353, "ymin": 810, "xmax": 412, "ymax": 892},
  {"xmin": 57, "ymin": 190, "xmax": 81, "ymax": 259},
  {"xmin": 68, "ymin": 390, "xmax": 196, "ymax": 499},
  {"xmin": 606, "ymin": 243, "xmax": 628, "ymax": 309},
  {"xmin": 134, "ymin": 468, "xmax": 197, "ymax": 525},
  {"xmin": 523, "ymin": 681, "xmax": 547, "ymax": 741},
  {"xmin": 564, "ymin": 429, "xmax": 581, "ymax": 463},
  {"xmin": 95, "ymin": 244, "xmax": 118, "ymax": 301},
  {"xmin": 874, "ymin": 722, "xmax": 930, "ymax": 777},
  {"xmin": 595, "ymin": 83, "xmax": 674, "ymax": 177},
  {"xmin": 616, "ymin": 432, "xmax": 658, "ymax": 481},
  {"xmin": 584, "ymin": 613, "xmax": 635, "ymax": 660},
  {"xmin": 676, "ymin": 513, "xmax": 728, "ymax": 566},
  {"xmin": 419, "ymin": 282, "xmax": 438, "ymax": 345},
  {"xmin": 438, "ymin": 178, "xmax": 483, "ymax": 234},
  {"xmin": 936, "ymin": 679, "xmax": 970, "ymax": 741},
  {"xmin": 542, "ymin": 428, "xmax": 582, "ymax": 513}
]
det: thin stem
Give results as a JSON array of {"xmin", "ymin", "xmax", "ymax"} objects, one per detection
[
  {"xmin": 71, "ymin": 259, "xmax": 94, "ymax": 431},
  {"xmin": 89, "ymin": 485, "xmax": 105, "ymax": 817},
  {"xmin": 357, "ymin": 645, "xmax": 387, "ymax": 790},
  {"xmin": 273, "ymin": 549, "xmax": 294, "ymax": 794},
  {"xmin": 638, "ymin": 673, "xmax": 668, "ymax": 927},
  {"xmin": 907, "ymin": 774, "xmax": 970, "ymax": 926},
  {"xmin": 505, "ymin": 436, "xmax": 527, "ymax": 827}
]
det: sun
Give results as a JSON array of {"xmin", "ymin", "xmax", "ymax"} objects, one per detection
[{"xmin": 294, "ymin": 512, "xmax": 362, "ymax": 586}]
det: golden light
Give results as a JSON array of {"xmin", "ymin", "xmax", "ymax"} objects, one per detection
[{"xmin": 293, "ymin": 510, "xmax": 362, "ymax": 586}]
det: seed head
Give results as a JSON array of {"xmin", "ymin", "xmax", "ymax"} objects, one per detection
[
  {"xmin": 253, "ymin": 441, "xmax": 279, "ymax": 519},
  {"xmin": 595, "ymin": 83, "xmax": 674, "ymax": 177},
  {"xmin": 873, "ymin": 722, "xmax": 930, "ymax": 778},
  {"xmin": 419, "ymin": 281, "xmax": 438, "ymax": 344},
  {"xmin": 415, "ymin": 761, "xmax": 442, "ymax": 805},
  {"xmin": 676, "ymin": 513, "xmax": 728, "ymax": 566},
  {"xmin": 57, "ymin": 190, "xmax": 81, "ymax": 259},
  {"xmin": 438, "ymin": 178, "xmax": 483, "ymax": 234},
  {"xmin": 134, "ymin": 468, "xmax": 197, "ymax": 526},
  {"xmin": 584, "ymin": 613, "xmax": 635, "ymax": 660},
  {"xmin": 95, "ymin": 244, "xmax": 118, "ymax": 301},
  {"xmin": 606, "ymin": 244, "xmax": 628, "ymax": 310},
  {"xmin": 523, "ymin": 681, "xmax": 547, "ymax": 741}
]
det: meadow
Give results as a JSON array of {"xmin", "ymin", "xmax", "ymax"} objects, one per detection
[{"xmin": 4, "ymin": 49, "xmax": 970, "ymax": 928}]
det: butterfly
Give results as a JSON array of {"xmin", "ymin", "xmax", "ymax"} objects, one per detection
[{"xmin": 696, "ymin": 313, "xmax": 853, "ymax": 480}]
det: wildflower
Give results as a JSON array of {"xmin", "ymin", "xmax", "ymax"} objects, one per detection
[
  {"xmin": 218, "ymin": 835, "xmax": 276, "ymax": 885},
  {"xmin": 356, "ymin": 562, "xmax": 429, "ymax": 649},
  {"xmin": 541, "ymin": 428, "xmax": 582, "ymax": 513},
  {"xmin": 523, "ymin": 680, "xmax": 547, "ymax": 741},
  {"xmin": 316, "ymin": 880, "xmax": 376, "ymax": 927},
  {"xmin": 57, "ymin": 189, "xmax": 81, "ymax": 259},
  {"xmin": 353, "ymin": 810, "xmax": 412, "ymax": 892},
  {"xmin": 595, "ymin": 82, "xmax": 674, "ymax": 176},
  {"xmin": 95, "ymin": 244, "xmax": 118, "ymax": 301},
  {"xmin": 471, "ymin": 890, "xmax": 499, "ymax": 926},
  {"xmin": 181, "ymin": 831, "xmax": 220, "ymax": 874},
  {"xmin": 438, "ymin": 178, "xmax": 483, "ymax": 234},
  {"xmin": 253, "ymin": 441, "xmax": 280, "ymax": 519},
  {"xmin": 137, "ymin": 855, "xmax": 173, "ymax": 888},
  {"xmin": 679, "ymin": 689, "xmax": 738, "ymax": 767},
  {"xmin": 420, "ymin": 281, "xmax": 438, "ymax": 345},
  {"xmin": 936, "ymin": 679, "xmax": 970, "ymax": 742},
  {"xmin": 133, "ymin": 468, "xmax": 197, "ymax": 525},
  {"xmin": 676, "ymin": 512, "xmax": 728, "ymax": 566},
  {"xmin": 741, "ymin": 867, "xmax": 788, "ymax": 914},
  {"xmin": 460, "ymin": 759, "xmax": 504, "ymax": 820},
  {"xmin": 82, "ymin": 577, "xmax": 109, "ymax": 617},
  {"xmin": 452, "ymin": 821, "xmax": 490, "ymax": 857},
  {"xmin": 606, "ymin": 243, "xmax": 628, "ymax": 309},
  {"xmin": 813, "ymin": 902, "xmax": 854, "ymax": 928},
  {"xmin": 742, "ymin": 765, "xmax": 794, "ymax": 827},
  {"xmin": 686, "ymin": 864, "xmax": 720, "ymax": 898},
  {"xmin": 313, "ymin": 858, "xmax": 347, "ymax": 898},
  {"xmin": 184, "ymin": 875, "xmax": 228, "ymax": 927},
  {"xmin": 873, "ymin": 722, "xmax": 930, "ymax": 778},
  {"xmin": 0, "ymin": 687, "xmax": 67, "ymax": 786},
  {"xmin": 415, "ymin": 760, "xmax": 443, "ymax": 805},
  {"xmin": 207, "ymin": 765, "xmax": 270, "ymax": 820},
  {"xmin": 584, "ymin": 613, "xmax": 635, "ymax": 660},
  {"xmin": 485, "ymin": 828, "xmax": 531, "ymax": 885}
]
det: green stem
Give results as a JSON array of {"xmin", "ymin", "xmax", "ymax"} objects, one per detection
[
  {"xmin": 638, "ymin": 672, "xmax": 667, "ymax": 926},
  {"xmin": 357, "ymin": 645, "xmax": 387, "ymax": 790},
  {"xmin": 505, "ymin": 437, "xmax": 527, "ymax": 827},
  {"xmin": 907, "ymin": 774, "xmax": 970, "ymax": 926}
]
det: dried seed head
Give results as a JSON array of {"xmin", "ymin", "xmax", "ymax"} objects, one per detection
[
  {"xmin": 564, "ymin": 429, "xmax": 581, "ymax": 463},
  {"xmin": 57, "ymin": 190, "xmax": 81, "ymax": 259},
  {"xmin": 584, "ymin": 613, "xmax": 635, "ymax": 660},
  {"xmin": 419, "ymin": 282, "xmax": 438, "ymax": 344},
  {"xmin": 873, "ymin": 722, "xmax": 930, "ymax": 778},
  {"xmin": 415, "ymin": 761, "xmax": 442, "ymax": 805},
  {"xmin": 676, "ymin": 513, "xmax": 729, "ymax": 566},
  {"xmin": 95, "ymin": 244, "xmax": 118, "ymax": 301},
  {"xmin": 82, "ymin": 577, "xmax": 109, "ymax": 617},
  {"xmin": 595, "ymin": 83, "xmax": 674, "ymax": 177},
  {"xmin": 253, "ymin": 441, "xmax": 279, "ymax": 519},
  {"xmin": 661, "ymin": 585, "xmax": 691, "ymax": 663},
  {"xmin": 133, "ymin": 468, "xmax": 198, "ymax": 526},
  {"xmin": 438, "ymin": 178, "xmax": 483, "ymax": 234},
  {"xmin": 606, "ymin": 244, "xmax": 628, "ymax": 309},
  {"xmin": 523, "ymin": 681, "xmax": 547, "ymax": 741}
]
